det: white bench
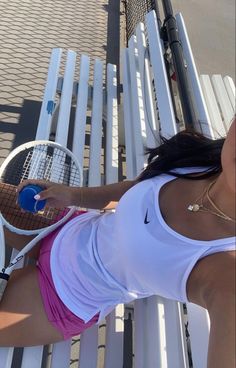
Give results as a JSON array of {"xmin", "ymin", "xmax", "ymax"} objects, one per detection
[
  {"xmin": 0, "ymin": 49, "xmax": 123, "ymax": 368},
  {"xmin": 124, "ymin": 11, "xmax": 235, "ymax": 368},
  {"xmin": 0, "ymin": 9, "xmax": 235, "ymax": 368}
]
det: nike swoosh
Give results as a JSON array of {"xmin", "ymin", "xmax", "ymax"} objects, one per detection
[{"xmin": 144, "ymin": 209, "xmax": 150, "ymax": 224}]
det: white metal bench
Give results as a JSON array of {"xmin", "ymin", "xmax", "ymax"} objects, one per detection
[
  {"xmin": 123, "ymin": 11, "xmax": 235, "ymax": 368},
  {"xmin": 0, "ymin": 9, "xmax": 235, "ymax": 368},
  {"xmin": 0, "ymin": 49, "xmax": 123, "ymax": 368}
]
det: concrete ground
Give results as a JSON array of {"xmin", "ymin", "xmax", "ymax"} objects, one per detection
[
  {"xmin": 171, "ymin": 0, "xmax": 235, "ymax": 80},
  {"xmin": 0, "ymin": 0, "xmax": 123, "ymax": 164}
]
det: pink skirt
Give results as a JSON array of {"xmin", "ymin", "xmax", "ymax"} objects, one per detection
[{"xmin": 36, "ymin": 211, "xmax": 99, "ymax": 340}]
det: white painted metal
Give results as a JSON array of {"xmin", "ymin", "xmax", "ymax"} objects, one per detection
[
  {"xmin": 164, "ymin": 300, "xmax": 188, "ymax": 368},
  {"xmin": 79, "ymin": 325, "xmax": 99, "ymax": 368},
  {"xmin": 212, "ymin": 74, "xmax": 235, "ymax": 130},
  {"xmin": 224, "ymin": 76, "xmax": 236, "ymax": 110},
  {"xmin": 145, "ymin": 11, "xmax": 177, "ymax": 138},
  {"xmin": 36, "ymin": 48, "xmax": 62, "ymax": 140},
  {"xmin": 134, "ymin": 297, "xmax": 167, "ymax": 368},
  {"xmin": 56, "ymin": 50, "xmax": 77, "ymax": 146},
  {"xmin": 200, "ymin": 75, "xmax": 227, "ymax": 137},
  {"xmin": 128, "ymin": 35, "xmax": 146, "ymax": 174},
  {"xmin": 106, "ymin": 63, "xmax": 119, "ymax": 184},
  {"xmin": 21, "ymin": 346, "xmax": 44, "ymax": 368},
  {"xmin": 104, "ymin": 62, "xmax": 124, "ymax": 368},
  {"xmin": 0, "ymin": 348, "xmax": 14, "ymax": 368},
  {"xmin": 122, "ymin": 48, "xmax": 137, "ymax": 179},
  {"xmin": 175, "ymin": 13, "xmax": 212, "ymax": 135},
  {"xmin": 187, "ymin": 304, "xmax": 210, "ymax": 368},
  {"xmin": 133, "ymin": 299, "xmax": 146, "ymax": 367},
  {"xmin": 135, "ymin": 23, "xmax": 159, "ymax": 148},
  {"xmin": 50, "ymin": 340, "xmax": 71, "ymax": 368},
  {"xmin": 0, "ymin": 217, "xmax": 5, "ymax": 270},
  {"xmin": 104, "ymin": 305, "xmax": 125, "ymax": 368},
  {"xmin": 88, "ymin": 59, "xmax": 104, "ymax": 187},
  {"xmin": 73, "ymin": 54, "xmax": 90, "ymax": 168}
]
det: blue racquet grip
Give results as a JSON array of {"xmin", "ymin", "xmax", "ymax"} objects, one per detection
[
  {"xmin": 18, "ymin": 184, "xmax": 46, "ymax": 213},
  {"xmin": 0, "ymin": 273, "xmax": 9, "ymax": 301}
]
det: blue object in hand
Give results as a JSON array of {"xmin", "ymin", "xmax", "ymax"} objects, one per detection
[{"xmin": 18, "ymin": 184, "xmax": 46, "ymax": 213}]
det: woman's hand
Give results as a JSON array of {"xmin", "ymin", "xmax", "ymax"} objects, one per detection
[{"xmin": 17, "ymin": 180, "xmax": 77, "ymax": 208}]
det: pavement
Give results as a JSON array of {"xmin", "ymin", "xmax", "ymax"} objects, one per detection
[
  {"xmin": 171, "ymin": 0, "xmax": 235, "ymax": 79},
  {"xmin": 0, "ymin": 0, "xmax": 123, "ymax": 164}
]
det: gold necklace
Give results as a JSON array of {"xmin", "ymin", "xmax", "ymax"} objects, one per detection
[{"xmin": 187, "ymin": 179, "xmax": 236, "ymax": 223}]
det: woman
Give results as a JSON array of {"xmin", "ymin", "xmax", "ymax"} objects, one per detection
[{"xmin": 0, "ymin": 119, "xmax": 235, "ymax": 368}]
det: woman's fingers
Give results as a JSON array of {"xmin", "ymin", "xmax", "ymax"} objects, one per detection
[
  {"xmin": 16, "ymin": 180, "xmax": 74, "ymax": 208},
  {"xmin": 34, "ymin": 184, "xmax": 72, "ymax": 208},
  {"xmin": 17, "ymin": 179, "xmax": 51, "ymax": 193},
  {"xmin": 34, "ymin": 188, "xmax": 51, "ymax": 201}
]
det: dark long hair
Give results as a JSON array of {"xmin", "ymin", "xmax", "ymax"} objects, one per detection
[{"xmin": 137, "ymin": 129, "xmax": 225, "ymax": 182}]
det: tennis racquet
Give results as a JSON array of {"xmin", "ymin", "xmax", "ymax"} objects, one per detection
[{"xmin": 0, "ymin": 140, "xmax": 83, "ymax": 300}]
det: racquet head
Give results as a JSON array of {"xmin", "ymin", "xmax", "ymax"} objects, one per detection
[{"xmin": 0, "ymin": 140, "xmax": 83, "ymax": 235}]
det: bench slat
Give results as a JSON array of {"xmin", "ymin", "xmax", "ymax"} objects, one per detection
[
  {"xmin": 134, "ymin": 297, "xmax": 187, "ymax": 367},
  {"xmin": 104, "ymin": 305, "xmax": 125, "ymax": 368},
  {"xmin": 56, "ymin": 50, "xmax": 77, "ymax": 146},
  {"xmin": 145, "ymin": 11, "xmax": 177, "ymax": 138},
  {"xmin": 21, "ymin": 346, "xmax": 44, "ymax": 368},
  {"xmin": 78, "ymin": 59, "xmax": 105, "ymax": 367},
  {"xmin": 104, "ymin": 62, "xmax": 124, "ymax": 367},
  {"xmin": 164, "ymin": 300, "xmax": 188, "ymax": 368},
  {"xmin": 88, "ymin": 59, "xmax": 104, "ymax": 187},
  {"xmin": 122, "ymin": 49, "xmax": 137, "ymax": 179},
  {"xmin": 128, "ymin": 35, "xmax": 146, "ymax": 174},
  {"xmin": 73, "ymin": 55, "xmax": 90, "ymax": 169},
  {"xmin": 106, "ymin": 63, "xmax": 119, "ymax": 184},
  {"xmin": 79, "ymin": 325, "xmax": 99, "ymax": 368},
  {"xmin": 187, "ymin": 304, "xmax": 210, "ymax": 368},
  {"xmin": 0, "ymin": 348, "xmax": 14, "ymax": 368},
  {"xmin": 200, "ymin": 75, "xmax": 226, "ymax": 137},
  {"xmin": 135, "ymin": 23, "xmax": 159, "ymax": 148},
  {"xmin": 175, "ymin": 13, "xmax": 212, "ymax": 135},
  {"xmin": 224, "ymin": 76, "xmax": 236, "ymax": 110},
  {"xmin": 50, "ymin": 340, "xmax": 71, "ymax": 368},
  {"xmin": 134, "ymin": 297, "xmax": 167, "ymax": 368},
  {"xmin": 36, "ymin": 48, "xmax": 62, "ymax": 140},
  {"xmin": 0, "ymin": 218, "xmax": 5, "ymax": 269},
  {"xmin": 212, "ymin": 74, "xmax": 235, "ymax": 130}
]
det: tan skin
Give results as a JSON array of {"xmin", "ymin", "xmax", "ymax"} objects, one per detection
[{"xmin": 0, "ymin": 120, "xmax": 235, "ymax": 367}]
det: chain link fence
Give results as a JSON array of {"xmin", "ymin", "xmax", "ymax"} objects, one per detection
[{"xmin": 125, "ymin": 0, "xmax": 156, "ymax": 42}]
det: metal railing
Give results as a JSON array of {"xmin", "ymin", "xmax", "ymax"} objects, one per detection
[{"xmin": 125, "ymin": 0, "xmax": 198, "ymax": 128}]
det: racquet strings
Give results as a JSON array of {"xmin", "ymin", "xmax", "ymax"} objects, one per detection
[{"xmin": 0, "ymin": 143, "xmax": 81, "ymax": 231}]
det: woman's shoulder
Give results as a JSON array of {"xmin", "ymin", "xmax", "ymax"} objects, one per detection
[{"xmin": 148, "ymin": 166, "xmax": 210, "ymax": 183}]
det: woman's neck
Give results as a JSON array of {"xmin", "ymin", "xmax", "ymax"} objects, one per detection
[{"xmin": 208, "ymin": 173, "xmax": 236, "ymax": 221}]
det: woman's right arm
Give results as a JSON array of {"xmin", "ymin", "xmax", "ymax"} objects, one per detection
[{"xmin": 17, "ymin": 180, "xmax": 137, "ymax": 210}]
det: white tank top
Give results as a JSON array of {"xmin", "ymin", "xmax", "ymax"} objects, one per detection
[{"xmin": 50, "ymin": 168, "xmax": 235, "ymax": 323}]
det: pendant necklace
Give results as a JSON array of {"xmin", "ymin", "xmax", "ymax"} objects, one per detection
[{"xmin": 187, "ymin": 179, "xmax": 236, "ymax": 223}]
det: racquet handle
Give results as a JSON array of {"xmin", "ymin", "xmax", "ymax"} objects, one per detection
[{"xmin": 0, "ymin": 273, "xmax": 9, "ymax": 301}]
